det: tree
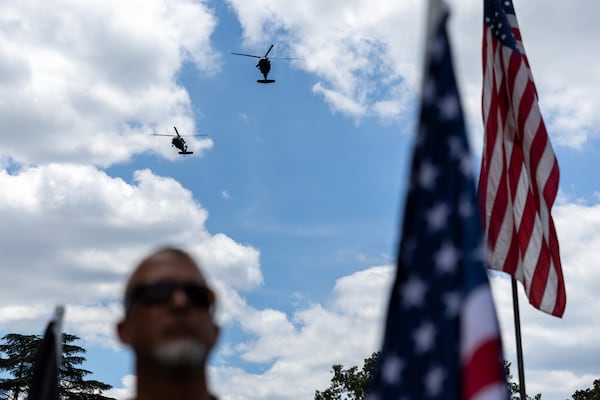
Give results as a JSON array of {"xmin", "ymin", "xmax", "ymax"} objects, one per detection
[
  {"xmin": 314, "ymin": 355, "xmax": 547, "ymax": 400},
  {"xmin": 571, "ymin": 379, "xmax": 600, "ymax": 400},
  {"xmin": 504, "ymin": 361, "xmax": 542, "ymax": 400},
  {"xmin": 314, "ymin": 352, "xmax": 379, "ymax": 400},
  {"xmin": 0, "ymin": 332, "xmax": 115, "ymax": 400},
  {"xmin": 0, "ymin": 334, "xmax": 39, "ymax": 400}
]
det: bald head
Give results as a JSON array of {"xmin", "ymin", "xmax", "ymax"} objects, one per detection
[{"xmin": 126, "ymin": 247, "xmax": 206, "ymax": 293}]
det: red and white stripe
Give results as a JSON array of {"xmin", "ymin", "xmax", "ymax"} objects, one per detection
[
  {"xmin": 461, "ymin": 286, "xmax": 507, "ymax": 400},
  {"xmin": 478, "ymin": 13, "xmax": 566, "ymax": 317}
]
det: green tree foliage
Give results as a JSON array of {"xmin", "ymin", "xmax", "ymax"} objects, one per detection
[
  {"xmin": 0, "ymin": 332, "xmax": 115, "ymax": 400},
  {"xmin": 0, "ymin": 334, "xmax": 39, "ymax": 400},
  {"xmin": 314, "ymin": 352, "xmax": 379, "ymax": 400},
  {"xmin": 504, "ymin": 361, "xmax": 541, "ymax": 400},
  {"xmin": 315, "ymin": 355, "xmax": 550, "ymax": 400},
  {"xmin": 571, "ymin": 379, "xmax": 600, "ymax": 400}
]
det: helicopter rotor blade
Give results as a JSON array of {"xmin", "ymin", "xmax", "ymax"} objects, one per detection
[
  {"xmin": 231, "ymin": 52, "xmax": 261, "ymax": 58},
  {"xmin": 179, "ymin": 134, "xmax": 209, "ymax": 137},
  {"xmin": 173, "ymin": 126, "xmax": 181, "ymax": 137},
  {"xmin": 263, "ymin": 44, "xmax": 274, "ymax": 58},
  {"xmin": 151, "ymin": 133, "xmax": 209, "ymax": 137}
]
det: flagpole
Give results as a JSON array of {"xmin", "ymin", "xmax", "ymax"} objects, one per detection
[
  {"xmin": 28, "ymin": 305, "xmax": 65, "ymax": 400},
  {"xmin": 54, "ymin": 305, "xmax": 65, "ymax": 367},
  {"xmin": 511, "ymin": 278, "xmax": 526, "ymax": 400}
]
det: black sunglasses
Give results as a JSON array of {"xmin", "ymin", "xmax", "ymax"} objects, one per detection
[{"xmin": 125, "ymin": 281, "xmax": 216, "ymax": 312}]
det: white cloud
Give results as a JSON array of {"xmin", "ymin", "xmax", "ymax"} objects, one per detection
[
  {"xmin": 104, "ymin": 374, "xmax": 135, "ymax": 400},
  {"xmin": 208, "ymin": 265, "xmax": 392, "ymax": 399},
  {"xmin": 450, "ymin": 0, "xmax": 600, "ymax": 151},
  {"xmin": 0, "ymin": 0, "xmax": 218, "ymax": 166},
  {"xmin": 227, "ymin": 0, "xmax": 600, "ymax": 148},
  {"xmin": 226, "ymin": 0, "xmax": 422, "ymax": 120},
  {"xmin": 331, "ymin": 265, "xmax": 393, "ymax": 319},
  {"xmin": 0, "ymin": 164, "xmax": 261, "ymax": 348},
  {"xmin": 197, "ymin": 233, "xmax": 263, "ymax": 291},
  {"xmin": 64, "ymin": 304, "xmax": 124, "ymax": 349},
  {"xmin": 204, "ymin": 200, "xmax": 600, "ymax": 400}
]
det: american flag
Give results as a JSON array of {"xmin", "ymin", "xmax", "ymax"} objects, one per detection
[
  {"xmin": 367, "ymin": 1, "xmax": 507, "ymax": 399},
  {"xmin": 478, "ymin": 0, "xmax": 566, "ymax": 317}
]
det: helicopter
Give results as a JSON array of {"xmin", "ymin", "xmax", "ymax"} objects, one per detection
[
  {"xmin": 151, "ymin": 126, "xmax": 207, "ymax": 155},
  {"xmin": 231, "ymin": 44, "xmax": 296, "ymax": 83}
]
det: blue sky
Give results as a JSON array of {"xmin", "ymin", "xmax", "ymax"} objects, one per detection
[{"xmin": 1, "ymin": 1, "xmax": 600, "ymax": 399}]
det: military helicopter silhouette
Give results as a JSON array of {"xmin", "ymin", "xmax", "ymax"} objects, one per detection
[
  {"xmin": 151, "ymin": 126, "xmax": 207, "ymax": 155},
  {"xmin": 231, "ymin": 44, "xmax": 296, "ymax": 83}
]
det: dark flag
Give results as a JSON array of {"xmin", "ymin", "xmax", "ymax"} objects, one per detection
[
  {"xmin": 28, "ymin": 306, "xmax": 64, "ymax": 400},
  {"xmin": 479, "ymin": 0, "xmax": 565, "ymax": 317},
  {"xmin": 367, "ymin": 1, "xmax": 507, "ymax": 399}
]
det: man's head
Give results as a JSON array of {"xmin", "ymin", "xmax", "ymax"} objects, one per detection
[{"xmin": 117, "ymin": 247, "xmax": 219, "ymax": 371}]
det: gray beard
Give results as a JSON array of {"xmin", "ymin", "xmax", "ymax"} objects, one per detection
[{"xmin": 153, "ymin": 338, "xmax": 207, "ymax": 369}]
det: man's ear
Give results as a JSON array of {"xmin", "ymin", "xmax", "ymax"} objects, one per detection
[{"xmin": 116, "ymin": 319, "xmax": 131, "ymax": 345}]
